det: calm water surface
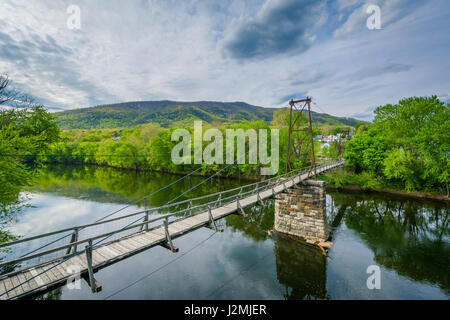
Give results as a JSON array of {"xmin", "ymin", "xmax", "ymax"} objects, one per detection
[{"xmin": 2, "ymin": 165, "xmax": 449, "ymax": 300}]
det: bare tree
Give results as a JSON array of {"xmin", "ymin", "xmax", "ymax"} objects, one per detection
[{"xmin": 0, "ymin": 74, "xmax": 36, "ymax": 107}]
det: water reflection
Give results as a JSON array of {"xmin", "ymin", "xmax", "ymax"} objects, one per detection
[
  {"xmin": 332, "ymin": 191, "xmax": 449, "ymax": 294},
  {"xmin": 274, "ymin": 235, "xmax": 327, "ymax": 300},
  {"xmin": 0, "ymin": 165, "xmax": 448, "ymax": 299},
  {"xmin": 28, "ymin": 164, "xmax": 247, "ymax": 208}
]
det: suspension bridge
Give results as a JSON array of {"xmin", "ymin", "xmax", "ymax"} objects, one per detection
[{"xmin": 0, "ymin": 161, "xmax": 343, "ymax": 300}]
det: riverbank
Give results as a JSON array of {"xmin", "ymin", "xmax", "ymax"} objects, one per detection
[
  {"xmin": 323, "ymin": 181, "xmax": 449, "ymax": 202},
  {"xmin": 38, "ymin": 162, "xmax": 450, "ymax": 201},
  {"xmin": 8, "ymin": 164, "xmax": 450, "ymax": 300},
  {"xmin": 40, "ymin": 161, "xmax": 262, "ymax": 182}
]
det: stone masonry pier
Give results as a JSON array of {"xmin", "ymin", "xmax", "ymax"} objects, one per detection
[{"xmin": 274, "ymin": 180, "xmax": 331, "ymax": 248}]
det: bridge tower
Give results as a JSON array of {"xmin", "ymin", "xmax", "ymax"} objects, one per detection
[
  {"xmin": 285, "ymin": 97, "xmax": 317, "ymax": 179},
  {"xmin": 277, "ymin": 97, "xmax": 331, "ymax": 249}
]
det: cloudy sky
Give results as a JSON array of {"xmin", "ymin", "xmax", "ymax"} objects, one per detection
[{"xmin": 1, "ymin": 0, "xmax": 449, "ymax": 119}]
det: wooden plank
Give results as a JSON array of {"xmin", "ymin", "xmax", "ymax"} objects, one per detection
[
  {"xmin": 126, "ymin": 237, "xmax": 144, "ymax": 249},
  {"xmin": 35, "ymin": 267, "xmax": 53, "ymax": 285},
  {"xmin": 10, "ymin": 275, "xmax": 25, "ymax": 295},
  {"xmin": 92, "ymin": 251, "xmax": 106, "ymax": 266},
  {"xmin": 168, "ymin": 223, "xmax": 187, "ymax": 234},
  {"xmin": 28, "ymin": 268, "xmax": 48, "ymax": 292},
  {"xmin": 0, "ymin": 279, "xmax": 8, "ymax": 299},
  {"xmin": 140, "ymin": 232, "xmax": 163, "ymax": 243},
  {"xmin": 0, "ymin": 281, "xmax": 7, "ymax": 300},
  {"xmin": 3, "ymin": 278, "xmax": 14, "ymax": 299},
  {"xmin": 117, "ymin": 239, "xmax": 138, "ymax": 251},
  {"xmin": 133, "ymin": 232, "xmax": 153, "ymax": 243},
  {"xmin": 96, "ymin": 246, "xmax": 118, "ymax": 260},
  {"xmin": 184, "ymin": 216, "xmax": 208, "ymax": 227},
  {"xmin": 23, "ymin": 270, "xmax": 41, "ymax": 291},
  {"xmin": 101, "ymin": 245, "xmax": 122, "ymax": 257},
  {"xmin": 151, "ymin": 227, "xmax": 166, "ymax": 238},
  {"xmin": 93, "ymin": 248, "xmax": 109, "ymax": 261},
  {"xmin": 44, "ymin": 263, "xmax": 60, "ymax": 283},
  {"xmin": 109, "ymin": 242, "xmax": 128, "ymax": 255},
  {"xmin": 16, "ymin": 273, "xmax": 32, "ymax": 293},
  {"xmin": 70, "ymin": 255, "xmax": 88, "ymax": 269},
  {"xmin": 49, "ymin": 263, "xmax": 64, "ymax": 280},
  {"xmin": 175, "ymin": 218, "xmax": 198, "ymax": 229},
  {"xmin": 54, "ymin": 261, "xmax": 71, "ymax": 278},
  {"xmin": 134, "ymin": 233, "xmax": 159, "ymax": 245}
]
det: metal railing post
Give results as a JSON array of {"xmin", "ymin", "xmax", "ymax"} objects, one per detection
[
  {"xmin": 85, "ymin": 239, "xmax": 101, "ymax": 293},
  {"xmin": 208, "ymin": 204, "xmax": 222, "ymax": 232},
  {"xmin": 163, "ymin": 217, "xmax": 177, "ymax": 252},
  {"xmin": 65, "ymin": 228, "xmax": 79, "ymax": 256}
]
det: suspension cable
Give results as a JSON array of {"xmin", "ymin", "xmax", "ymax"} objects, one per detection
[
  {"xmin": 0, "ymin": 150, "xmax": 250, "ymax": 298},
  {"xmin": 104, "ymin": 230, "xmax": 218, "ymax": 300},
  {"xmin": 16, "ymin": 163, "xmax": 209, "ymax": 259}
]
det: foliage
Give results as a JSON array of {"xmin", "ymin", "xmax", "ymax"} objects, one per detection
[
  {"xmin": 42, "ymin": 119, "xmax": 324, "ymax": 178},
  {"xmin": 55, "ymin": 100, "xmax": 365, "ymax": 129},
  {"xmin": 321, "ymin": 140, "xmax": 344, "ymax": 161},
  {"xmin": 0, "ymin": 105, "xmax": 60, "ymax": 243},
  {"xmin": 344, "ymin": 96, "xmax": 449, "ymax": 193}
]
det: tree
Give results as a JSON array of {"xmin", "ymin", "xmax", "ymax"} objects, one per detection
[
  {"xmin": 345, "ymin": 96, "xmax": 449, "ymax": 193},
  {"xmin": 0, "ymin": 100, "xmax": 61, "ymax": 243},
  {"xmin": 0, "ymin": 74, "xmax": 35, "ymax": 108},
  {"xmin": 271, "ymin": 108, "xmax": 290, "ymax": 127}
]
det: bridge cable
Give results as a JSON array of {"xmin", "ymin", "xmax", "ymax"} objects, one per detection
[
  {"xmin": 4, "ymin": 159, "xmax": 339, "ymax": 298},
  {"xmin": 206, "ymin": 251, "xmax": 273, "ymax": 298},
  {"xmin": 2, "ymin": 161, "xmax": 341, "ymax": 298},
  {"xmin": 0, "ymin": 150, "xmax": 250, "ymax": 298},
  {"xmin": 16, "ymin": 161, "xmax": 212, "ymax": 259},
  {"xmin": 103, "ymin": 230, "xmax": 218, "ymax": 299},
  {"xmin": 90, "ymin": 149, "xmax": 251, "ymax": 248}
]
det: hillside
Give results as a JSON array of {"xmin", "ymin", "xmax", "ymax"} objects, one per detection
[{"xmin": 54, "ymin": 100, "xmax": 364, "ymax": 129}]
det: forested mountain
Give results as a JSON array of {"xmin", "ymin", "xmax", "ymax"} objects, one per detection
[{"xmin": 54, "ymin": 100, "xmax": 363, "ymax": 129}]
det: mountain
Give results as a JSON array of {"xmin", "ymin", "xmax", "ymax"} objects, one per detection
[{"xmin": 54, "ymin": 100, "xmax": 364, "ymax": 129}]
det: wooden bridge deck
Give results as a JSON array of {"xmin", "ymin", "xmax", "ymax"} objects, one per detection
[{"xmin": 0, "ymin": 162, "xmax": 342, "ymax": 300}]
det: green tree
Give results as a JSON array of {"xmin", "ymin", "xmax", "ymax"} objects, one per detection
[
  {"xmin": 345, "ymin": 96, "xmax": 450, "ymax": 193},
  {"xmin": 0, "ymin": 105, "xmax": 61, "ymax": 243}
]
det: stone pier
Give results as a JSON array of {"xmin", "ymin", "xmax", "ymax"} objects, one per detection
[{"xmin": 274, "ymin": 180, "xmax": 331, "ymax": 247}]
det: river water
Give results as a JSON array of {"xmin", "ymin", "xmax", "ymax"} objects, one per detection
[{"xmin": 1, "ymin": 165, "xmax": 449, "ymax": 300}]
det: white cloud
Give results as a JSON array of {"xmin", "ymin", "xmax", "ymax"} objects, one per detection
[{"xmin": 0, "ymin": 0, "xmax": 449, "ymax": 117}]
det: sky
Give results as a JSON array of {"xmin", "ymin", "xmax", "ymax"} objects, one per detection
[{"xmin": 0, "ymin": 0, "xmax": 449, "ymax": 120}]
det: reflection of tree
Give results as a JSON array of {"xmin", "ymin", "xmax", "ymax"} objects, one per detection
[
  {"xmin": 338, "ymin": 191, "xmax": 450, "ymax": 293},
  {"xmin": 30, "ymin": 164, "xmax": 247, "ymax": 208},
  {"xmin": 34, "ymin": 287, "xmax": 62, "ymax": 300},
  {"xmin": 224, "ymin": 201, "xmax": 275, "ymax": 242},
  {"xmin": 0, "ymin": 200, "xmax": 23, "ymax": 246},
  {"xmin": 224, "ymin": 201, "xmax": 328, "ymax": 300},
  {"xmin": 274, "ymin": 234, "xmax": 328, "ymax": 300}
]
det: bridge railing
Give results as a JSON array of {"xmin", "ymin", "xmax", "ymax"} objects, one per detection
[{"xmin": 0, "ymin": 161, "xmax": 343, "ymax": 276}]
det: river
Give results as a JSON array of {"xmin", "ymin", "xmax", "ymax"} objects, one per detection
[{"xmin": 1, "ymin": 165, "xmax": 448, "ymax": 300}]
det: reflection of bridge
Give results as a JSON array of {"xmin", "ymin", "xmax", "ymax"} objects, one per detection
[{"xmin": 0, "ymin": 161, "xmax": 343, "ymax": 300}]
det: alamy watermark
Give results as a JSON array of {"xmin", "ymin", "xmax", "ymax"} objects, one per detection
[
  {"xmin": 171, "ymin": 121, "xmax": 279, "ymax": 175},
  {"xmin": 67, "ymin": 5, "xmax": 81, "ymax": 30},
  {"xmin": 366, "ymin": 4, "xmax": 381, "ymax": 30},
  {"xmin": 366, "ymin": 265, "xmax": 381, "ymax": 289},
  {"xmin": 66, "ymin": 264, "xmax": 82, "ymax": 290}
]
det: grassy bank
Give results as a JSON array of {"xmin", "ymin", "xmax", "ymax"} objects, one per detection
[{"xmin": 319, "ymin": 168, "xmax": 449, "ymax": 201}]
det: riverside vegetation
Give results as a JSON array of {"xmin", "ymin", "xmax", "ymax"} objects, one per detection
[
  {"xmin": 1, "ymin": 88, "xmax": 449, "ymax": 243},
  {"xmin": 322, "ymin": 96, "xmax": 449, "ymax": 197}
]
